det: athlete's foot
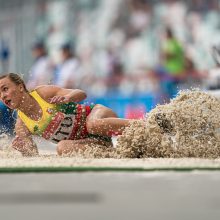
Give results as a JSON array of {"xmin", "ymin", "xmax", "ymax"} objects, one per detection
[{"xmin": 155, "ymin": 113, "xmax": 173, "ymax": 133}]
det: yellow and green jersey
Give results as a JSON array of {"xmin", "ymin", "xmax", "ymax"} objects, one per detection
[{"xmin": 18, "ymin": 90, "xmax": 93, "ymax": 143}]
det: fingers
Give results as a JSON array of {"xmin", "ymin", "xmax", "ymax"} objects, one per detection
[
  {"xmin": 11, "ymin": 136, "xmax": 39, "ymax": 156},
  {"xmin": 50, "ymin": 96, "xmax": 69, "ymax": 104},
  {"xmin": 12, "ymin": 136, "xmax": 26, "ymax": 152},
  {"xmin": 12, "ymin": 140, "xmax": 24, "ymax": 152},
  {"xmin": 12, "ymin": 136, "xmax": 23, "ymax": 146}
]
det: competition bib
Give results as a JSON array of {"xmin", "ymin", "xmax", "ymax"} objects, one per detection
[{"xmin": 42, "ymin": 112, "xmax": 76, "ymax": 143}]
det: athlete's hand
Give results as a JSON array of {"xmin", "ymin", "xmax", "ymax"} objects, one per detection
[
  {"xmin": 49, "ymin": 95, "xmax": 72, "ymax": 104},
  {"xmin": 12, "ymin": 136, "xmax": 28, "ymax": 150},
  {"xmin": 12, "ymin": 136, "xmax": 39, "ymax": 157}
]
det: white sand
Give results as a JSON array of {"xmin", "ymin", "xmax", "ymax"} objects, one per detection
[{"xmin": 0, "ymin": 149, "xmax": 220, "ymax": 169}]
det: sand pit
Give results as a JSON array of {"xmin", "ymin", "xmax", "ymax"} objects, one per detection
[{"xmin": 1, "ymin": 90, "xmax": 220, "ymax": 171}]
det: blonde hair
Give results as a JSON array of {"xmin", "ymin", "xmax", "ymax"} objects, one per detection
[{"xmin": 0, "ymin": 73, "xmax": 28, "ymax": 92}]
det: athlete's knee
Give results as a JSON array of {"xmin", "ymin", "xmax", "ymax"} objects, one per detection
[
  {"xmin": 86, "ymin": 119, "xmax": 100, "ymax": 134},
  {"xmin": 57, "ymin": 140, "xmax": 68, "ymax": 156}
]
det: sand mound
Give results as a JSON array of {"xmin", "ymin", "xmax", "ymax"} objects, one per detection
[
  {"xmin": 115, "ymin": 90, "xmax": 220, "ymax": 158},
  {"xmin": 80, "ymin": 90, "xmax": 220, "ymax": 158}
]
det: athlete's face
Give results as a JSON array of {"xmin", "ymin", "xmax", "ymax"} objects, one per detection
[{"xmin": 0, "ymin": 77, "xmax": 25, "ymax": 109}]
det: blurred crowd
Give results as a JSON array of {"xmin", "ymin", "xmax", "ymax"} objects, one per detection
[{"xmin": 24, "ymin": 0, "xmax": 220, "ymax": 102}]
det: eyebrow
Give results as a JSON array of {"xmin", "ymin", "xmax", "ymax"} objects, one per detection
[
  {"xmin": 0, "ymin": 83, "xmax": 8, "ymax": 88},
  {"xmin": 0, "ymin": 84, "xmax": 7, "ymax": 89}
]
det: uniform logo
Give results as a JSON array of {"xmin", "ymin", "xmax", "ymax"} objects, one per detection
[
  {"xmin": 34, "ymin": 125, "xmax": 38, "ymax": 132},
  {"xmin": 46, "ymin": 108, "xmax": 55, "ymax": 114}
]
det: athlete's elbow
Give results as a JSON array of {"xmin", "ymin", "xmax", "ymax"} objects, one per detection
[
  {"xmin": 73, "ymin": 89, "xmax": 87, "ymax": 101},
  {"xmin": 80, "ymin": 90, "xmax": 87, "ymax": 99},
  {"xmin": 83, "ymin": 92, "xmax": 87, "ymax": 99}
]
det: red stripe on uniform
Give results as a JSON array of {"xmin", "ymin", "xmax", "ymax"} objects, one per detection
[
  {"xmin": 42, "ymin": 112, "xmax": 65, "ymax": 139},
  {"xmin": 85, "ymin": 106, "xmax": 92, "ymax": 116},
  {"xmin": 69, "ymin": 105, "xmax": 83, "ymax": 139},
  {"xmin": 80, "ymin": 106, "xmax": 92, "ymax": 137}
]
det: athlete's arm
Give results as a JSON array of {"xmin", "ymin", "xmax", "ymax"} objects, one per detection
[
  {"xmin": 12, "ymin": 118, "xmax": 38, "ymax": 156},
  {"xmin": 35, "ymin": 85, "xmax": 87, "ymax": 104}
]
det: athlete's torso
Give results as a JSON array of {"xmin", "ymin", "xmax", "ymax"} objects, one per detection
[{"xmin": 18, "ymin": 90, "xmax": 92, "ymax": 143}]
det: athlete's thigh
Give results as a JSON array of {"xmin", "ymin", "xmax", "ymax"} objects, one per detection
[{"xmin": 87, "ymin": 104, "xmax": 118, "ymax": 120}]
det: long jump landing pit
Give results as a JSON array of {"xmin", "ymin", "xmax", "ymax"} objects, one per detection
[
  {"xmin": 2, "ymin": 90, "xmax": 220, "ymax": 173},
  {"xmin": 1, "ymin": 149, "xmax": 220, "ymax": 173}
]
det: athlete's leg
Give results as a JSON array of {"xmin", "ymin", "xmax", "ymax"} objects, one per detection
[
  {"xmin": 86, "ymin": 104, "xmax": 131, "ymax": 136},
  {"xmin": 57, "ymin": 138, "xmax": 112, "ymax": 156}
]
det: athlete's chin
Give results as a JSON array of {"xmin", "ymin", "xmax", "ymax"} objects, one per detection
[
  {"xmin": 6, "ymin": 105, "xmax": 14, "ymax": 109},
  {"xmin": 7, "ymin": 102, "xmax": 17, "ymax": 109}
]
